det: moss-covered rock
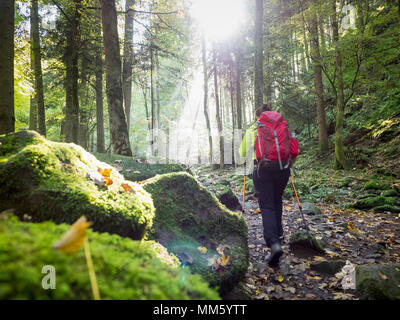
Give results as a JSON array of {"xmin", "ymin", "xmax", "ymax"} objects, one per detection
[
  {"xmin": 0, "ymin": 214, "xmax": 219, "ymax": 299},
  {"xmin": 354, "ymin": 196, "xmax": 397, "ymax": 210},
  {"xmin": 216, "ymin": 187, "xmax": 240, "ymax": 211},
  {"xmin": 94, "ymin": 152, "xmax": 190, "ymax": 182},
  {"xmin": 301, "ymin": 202, "xmax": 322, "ymax": 216},
  {"xmin": 381, "ymin": 188, "xmax": 398, "ymax": 197},
  {"xmin": 363, "ymin": 179, "xmax": 390, "ymax": 191},
  {"xmin": 356, "ymin": 264, "xmax": 400, "ymax": 300},
  {"xmin": 289, "ymin": 230, "xmax": 325, "ymax": 254},
  {"xmin": 0, "ymin": 131, "xmax": 154, "ymax": 240},
  {"xmin": 143, "ymin": 172, "xmax": 249, "ymax": 294},
  {"xmin": 373, "ymin": 205, "xmax": 400, "ymax": 213}
]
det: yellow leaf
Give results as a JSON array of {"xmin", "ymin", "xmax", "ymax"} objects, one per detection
[
  {"xmin": 278, "ymin": 275, "xmax": 284, "ymax": 283},
  {"xmin": 197, "ymin": 246, "xmax": 207, "ymax": 254},
  {"xmin": 53, "ymin": 216, "xmax": 92, "ymax": 253},
  {"xmin": 378, "ymin": 271, "xmax": 388, "ymax": 280},
  {"xmin": 347, "ymin": 221, "xmax": 359, "ymax": 232},
  {"xmin": 217, "ymin": 254, "xmax": 230, "ymax": 267}
]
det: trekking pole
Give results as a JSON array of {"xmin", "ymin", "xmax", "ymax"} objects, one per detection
[
  {"xmin": 289, "ymin": 173, "xmax": 312, "ymax": 238},
  {"xmin": 242, "ymin": 175, "xmax": 246, "ymax": 211}
]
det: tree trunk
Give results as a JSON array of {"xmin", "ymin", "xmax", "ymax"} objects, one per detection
[
  {"xmin": 155, "ymin": 48, "xmax": 161, "ymax": 145},
  {"xmin": 332, "ymin": 0, "xmax": 346, "ymax": 169},
  {"xmin": 202, "ymin": 33, "xmax": 213, "ymax": 164},
  {"xmin": 213, "ymin": 45, "xmax": 224, "ymax": 169},
  {"xmin": 31, "ymin": 0, "xmax": 46, "ymax": 136},
  {"xmin": 0, "ymin": 0, "xmax": 14, "ymax": 134},
  {"xmin": 95, "ymin": 6, "xmax": 105, "ymax": 153},
  {"xmin": 234, "ymin": 49, "xmax": 243, "ymax": 131},
  {"xmin": 229, "ymin": 61, "xmax": 235, "ymax": 165},
  {"xmin": 64, "ymin": 0, "xmax": 81, "ymax": 143},
  {"xmin": 309, "ymin": 1, "xmax": 329, "ymax": 153},
  {"xmin": 302, "ymin": 12, "xmax": 311, "ymax": 71},
  {"xmin": 29, "ymin": 51, "xmax": 37, "ymax": 131},
  {"xmin": 122, "ymin": 0, "xmax": 134, "ymax": 132},
  {"xmin": 150, "ymin": 44, "xmax": 155, "ymax": 155},
  {"xmin": 254, "ymin": 0, "xmax": 264, "ymax": 109},
  {"xmin": 101, "ymin": 0, "xmax": 132, "ymax": 156}
]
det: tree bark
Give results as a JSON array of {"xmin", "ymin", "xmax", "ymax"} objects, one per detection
[
  {"xmin": 101, "ymin": 0, "xmax": 132, "ymax": 156},
  {"xmin": 95, "ymin": 6, "xmax": 105, "ymax": 153},
  {"xmin": 122, "ymin": 0, "xmax": 134, "ymax": 132},
  {"xmin": 0, "ymin": 0, "xmax": 14, "ymax": 134},
  {"xmin": 64, "ymin": 0, "xmax": 81, "ymax": 143},
  {"xmin": 254, "ymin": 0, "xmax": 264, "ymax": 109},
  {"xmin": 31, "ymin": 0, "xmax": 46, "ymax": 136},
  {"xmin": 150, "ymin": 44, "xmax": 155, "ymax": 155},
  {"xmin": 309, "ymin": 1, "xmax": 329, "ymax": 153},
  {"xmin": 29, "ymin": 49, "xmax": 37, "ymax": 131},
  {"xmin": 234, "ymin": 50, "xmax": 243, "ymax": 131},
  {"xmin": 332, "ymin": 0, "xmax": 346, "ymax": 169},
  {"xmin": 213, "ymin": 45, "xmax": 224, "ymax": 169},
  {"xmin": 202, "ymin": 33, "xmax": 213, "ymax": 164}
]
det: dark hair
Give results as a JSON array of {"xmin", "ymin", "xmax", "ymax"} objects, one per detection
[{"xmin": 256, "ymin": 103, "xmax": 272, "ymax": 117}]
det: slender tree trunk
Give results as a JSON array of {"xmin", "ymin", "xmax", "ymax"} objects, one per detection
[
  {"xmin": 234, "ymin": 50, "xmax": 242, "ymax": 131},
  {"xmin": 122, "ymin": 0, "xmax": 134, "ymax": 132},
  {"xmin": 143, "ymin": 87, "xmax": 151, "ymax": 133},
  {"xmin": 150, "ymin": 44, "xmax": 155, "ymax": 155},
  {"xmin": 302, "ymin": 12, "xmax": 311, "ymax": 71},
  {"xmin": 0, "ymin": 0, "xmax": 14, "ymax": 134},
  {"xmin": 155, "ymin": 49, "xmax": 161, "ymax": 139},
  {"xmin": 101, "ymin": 0, "xmax": 132, "ymax": 156},
  {"xmin": 202, "ymin": 33, "xmax": 213, "ymax": 164},
  {"xmin": 64, "ymin": 0, "xmax": 81, "ymax": 143},
  {"xmin": 254, "ymin": 0, "xmax": 264, "ymax": 109},
  {"xmin": 29, "ymin": 46, "xmax": 37, "ymax": 131},
  {"xmin": 309, "ymin": 1, "xmax": 329, "ymax": 153},
  {"xmin": 31, "ymin": 0, "xmax": 46, "ymax": 136},
  {"xmin": 95, "ymin": 6, "xmax": 105, "ymax": 153},
  {"xmin": 332, "ymin": 0, "xmax": 346, "ymax": 169},
  {"xmin": 229, "ymin": 62, "xmax": 235, "ymax": 165},
  {"xmin": 213, "ymin": 45, "xmax": 224, "ymax": 169}
]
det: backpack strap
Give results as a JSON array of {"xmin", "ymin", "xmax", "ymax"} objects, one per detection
[{"xmin": 273, "ymin": 130, "xmax": 283, "ymax": 170}]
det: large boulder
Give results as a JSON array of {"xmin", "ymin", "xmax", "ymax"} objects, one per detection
[
  {"xmin": 0, "ymin": 131, "xmax": 154, "ymax": 239},
  {"xmin": 143, "ymin": 172, "xmax": 249, "ymax": 294},
  {"xmin": 0, "ymin": 214, "xmax": 219, "ymax": 299},
  {"xmin": 356, "ymin": 264, "xmax": 400, "ymax": 299}
]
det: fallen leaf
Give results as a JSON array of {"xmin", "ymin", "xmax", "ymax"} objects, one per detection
[
  {"xmin": 378, "ymin": 271, "xmax": 388, "ymax": 280},
  {"xmin": 278, "ymin": 275, "xmax": 284, "ymax": 283},
  {"xmin": 52, "ymin": 216, "xmax": 92, "ymax": 253},
  {"xmin": 121, "ymin": 183, "xmax": 136, "ymax": 194},
  {"xmin": 217, "ymin": 253, "xmax": 230, "ymax": 267},
  {"xmin": 197, "ymin": 246, "xmax": 207, "ymax": 254},
  {"xmin": 104, "ymin": 177, "xmax": 113, "ymax": 186}
]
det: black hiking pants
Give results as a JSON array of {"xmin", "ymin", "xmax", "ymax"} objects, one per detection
[{"xmin": 253, "ymin": 163, "xmax": 290, "ymax": 248}]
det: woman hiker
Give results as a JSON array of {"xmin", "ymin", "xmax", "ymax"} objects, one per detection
[{"xmin": 239, "ymin": 103, "xmax": 299, "ymax": 267}]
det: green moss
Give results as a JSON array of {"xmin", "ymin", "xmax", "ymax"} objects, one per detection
[
  {"xmin": 143, "ymin": 172, "xmax": 249, "ymax": 294},
  {"xmin": 381, "ymin": 188, "xmax": 398, "ymax": 197},
  {"xmin": 0, "ymin": 214, "xmax": 219, "ymax": 300},
  {"xmin": 363, "ymin": 179, "xmax": 390, "ymax": 191},
  {"xmin": 373, "ymin": 205, "xmax": 400, "ymax": 213},
  {"xmin": 355, "ymin": 196, "xmax": 397, "ymax": 210},
  {"xmin": 94, "ymin": 152, "xmax": 190, "ymax": 181},
  {"xmin": 356, "ymin": 264, "xmax": 400, "ymax": 300},
  {"xmin": 0, "ymin": 131, "xmax": 154, "ymax": 240}
]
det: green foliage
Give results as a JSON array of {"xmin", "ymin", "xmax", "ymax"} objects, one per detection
[{"xmin": 0, "ymin": 214, "xmax": 219, "ymax": 300}]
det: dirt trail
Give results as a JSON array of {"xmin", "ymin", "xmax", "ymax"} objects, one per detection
[{"xmin": 238, "ymin": 192, "xmax": 400, "ymax": 300}]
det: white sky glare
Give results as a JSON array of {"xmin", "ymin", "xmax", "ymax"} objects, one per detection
[{"xmin": 189, "ymin": 0, "xmax": 247, "ymax": 41}]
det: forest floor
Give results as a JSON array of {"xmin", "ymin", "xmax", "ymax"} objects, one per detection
[{"xmin": 193, "ymin": 159, "xmax": 400, "ymax": 300}]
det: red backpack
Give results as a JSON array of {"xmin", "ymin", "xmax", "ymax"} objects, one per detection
[{"xmin": 255, "ymin": 111, "xmax": 292, "ymax": 170}]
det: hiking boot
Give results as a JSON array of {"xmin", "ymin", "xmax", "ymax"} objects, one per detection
[{"xmin": 266, "ymin": 242, "xmax": 283, "ymax": 268}]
